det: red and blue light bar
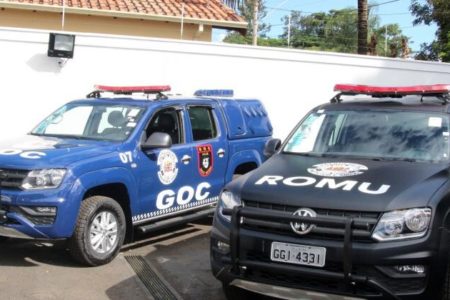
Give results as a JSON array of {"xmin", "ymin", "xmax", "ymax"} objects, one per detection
[
  {"xmin": 334, "ymin": 84, "xmax": 450, "ymax": 96},
  {"xmin": 94, "ymin": 85, "xmax": 171, "ymax": 94}
]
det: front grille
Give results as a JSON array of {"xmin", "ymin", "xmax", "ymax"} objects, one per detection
[
  {"xmin": 243, "ymin": 200, "xmax": 380, "ymax": 241},
  {"xmin": 0, "ymin": 168, "xmax": 28, "ymax": 189}
]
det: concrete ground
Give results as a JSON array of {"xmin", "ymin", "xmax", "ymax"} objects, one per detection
[
  {"xmin": 0, "ymin": 220, "xmax": 364, "ymax": 300},
  {"xmin": 0, "ymin": 219, "xmax": 244, "ymax": 300}
]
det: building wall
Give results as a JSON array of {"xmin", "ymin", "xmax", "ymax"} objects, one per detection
[
  {"xmin": 0, "ymin": 27, "xmax": 450, "ymax": 140},
  {"xmin": 0, "ymin": 8, "xmax": 212, "ymax": 41}
]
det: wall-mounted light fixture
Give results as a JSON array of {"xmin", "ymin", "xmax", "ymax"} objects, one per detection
[{"xmin": 47, "ymin": 33, "xmax": 75, "ymax": 59}]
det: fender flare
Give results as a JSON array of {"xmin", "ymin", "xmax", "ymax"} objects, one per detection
[
  {"xmin": 63, "ymin": 167, "xmax": 138, "ymax": 234},
  {"xmin": 76, "ymin": 167, "xmax": 138, "ymax": 203}
]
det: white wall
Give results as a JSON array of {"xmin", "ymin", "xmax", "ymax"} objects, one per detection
[{"xmin": 1, "ymin": 26, "xmax": 450, "ymax": 140}]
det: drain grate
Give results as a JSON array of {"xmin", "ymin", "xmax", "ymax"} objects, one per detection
[{"xmin": 125, "ymin": 255, "xmax": 178, "ymax": 300}]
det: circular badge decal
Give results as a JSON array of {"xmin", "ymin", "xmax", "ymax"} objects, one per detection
[
  {"xmin": 307, "ymin": 162, "xmax": 368, "ymax": 177},
  {"xmin": 157, "ymin": 150, "xmax": 178, "ymax": 185}
]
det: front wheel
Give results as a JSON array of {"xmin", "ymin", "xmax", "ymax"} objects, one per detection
[
  {"xmin": 442, "ymin": 255, "xmax": 450, "ymax": 300},
  {"xmin": 69, "ymin": 196, "xmax": 126, "ymax": 266}
]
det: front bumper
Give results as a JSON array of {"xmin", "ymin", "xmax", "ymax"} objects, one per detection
[
  {"xmin": 0, "ymin": 182, "xmax": 83, "ymax": 239},
  {"xmin": 211, "ymin": 206, "xmax": 448, "ymax": 300},
  {"xmin": 0, "ymin": 211, "xmax": 33, "ymax": 239}
]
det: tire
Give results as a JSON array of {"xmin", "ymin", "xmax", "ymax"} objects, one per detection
[
  {"xmin": 69, "ymin": 196, "xmax": 126, "ymax": 266},
  {"xmin": 442, "ymin": 256, "xmax": 450, "ymax": 300},
  {"xmin": 223, "ymin": 283, "xmax": 255, "ymax": 300},
  {"xmin": 0, "ymin": 236, "xmax": 9, "ymax": 243}
]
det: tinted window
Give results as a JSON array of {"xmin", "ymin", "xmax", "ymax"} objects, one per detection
[
  {"xmin": 284, "ymin": 110, "xmax": 450, "ymax": 162},
  {"xmin": 188, "ymin": 106, "xmax": 217, "ymax": 141},
  {"xmin": 146, "ymin": 108, "xmax": 183, "ymax": 144}
]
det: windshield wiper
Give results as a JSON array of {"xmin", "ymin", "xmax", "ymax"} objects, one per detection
[
  {"xmin": 285, "ymin": 152, "xmax": 340, "ymax": 158},
  {"xmin": 370, "ymin": 157, "xmax": 418, "ymax": 163},
  {"xmin": 30, "ymin": 133, "xmax": 90, "ymax": 140}
]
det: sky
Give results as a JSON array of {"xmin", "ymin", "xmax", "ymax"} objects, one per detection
[{"xmin": 214, "ymin": 0, "xmax": 437, "ymax": 52}]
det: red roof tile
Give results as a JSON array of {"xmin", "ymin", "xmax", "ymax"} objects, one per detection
[{"xmin": 3, "ymin": 0, "xmax": 246, "ymax": 23}]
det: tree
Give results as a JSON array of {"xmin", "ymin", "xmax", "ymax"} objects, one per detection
[
  {"xmin": 280, "ymin": 9, "xmax": 409, "ymax": 56},
  {"xmin": 325, "ymin": 9, "xmax": 360, "ymax": 53},
  {"xmin": 221, "ymin": 0, "xmax": 243, "ymax": 10},
  {"xmin": 221, "ymin": 0, "xmax": 262, "ymax": 45},
  {"xmin": 410, "ymin": 0, "xmax": 450, "ymax": 62},
  {"xmin": 281, "ymin": 9, "xmax": 361, "ymax": 53},
  {"xmin": 282, "ymin": 11, "xmax": 329, "ymax": 50},
  {"xmin": 373, "ymin": 24, "xmax": 411, "ymax": 57},
  {"xmin": 357, "ymin": 0, "xmax": 369, "ymax": 54},
  {"xmin": 222, "ymin": 1, "xmax": 274, "ymax": 46}
]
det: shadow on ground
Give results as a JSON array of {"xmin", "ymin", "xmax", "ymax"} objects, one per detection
[{"xmin": 0, "ymin": 239, "xmax": 77, "ymax": 267}]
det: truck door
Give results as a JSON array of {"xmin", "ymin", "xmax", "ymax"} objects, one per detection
[
  {"xmin": 133, "ymin": 106, "xmax": 199, "ymax": 224},
  {"xmin": 186, "ymin": 104, "xmax": 229, "ymax": 201}
]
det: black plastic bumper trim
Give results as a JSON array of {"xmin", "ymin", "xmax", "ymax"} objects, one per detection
[
  {"xmin": 222, "ymin": 206, "xmax": 401, "ymax": 300},
  {"xmin": 0, "ymin": 209, "xmax": 7, "ymax": 224}
]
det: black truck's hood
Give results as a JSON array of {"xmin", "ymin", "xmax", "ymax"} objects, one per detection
[{"xmin": 239, "ymin": 154, "xmax": 449, "ymax": 212}]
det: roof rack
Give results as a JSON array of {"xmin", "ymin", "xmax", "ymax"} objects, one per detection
[
  {"xmin": 331, "ymin": 84, "xmax": 450, "ymax": 103},
  {"xmin": 87, "ymin": 85, "xmax": 171, "ymax": 100}
]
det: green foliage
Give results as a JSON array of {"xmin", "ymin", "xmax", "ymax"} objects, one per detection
[
  {"xmin": 281, "ymin": 8, "xmax": 408, "ymax": 56},
  {"xmin": 282, "ymin": 9, "xmax": 362, "ymax": 52},
  {"xmin": 222, "ymin": 0, "xmax": 276, "ymax": 45},
  {"xmin": 410, "ymin": 0, "xmax": 450, "ymax": 62},
  {"xmin": 237, "ymin": 0, "xmax": 271, "ymax": 36},
  {"xmin": 373, "ymin": 24, "xmax": 409, "ymax": 57},
  {"xmin": 221, "ymin": 2, "xmax": 410, "ymax": 57},
  {"xmin": 223, "ymin": 32, "xmax": 285, "ymax": 47}
]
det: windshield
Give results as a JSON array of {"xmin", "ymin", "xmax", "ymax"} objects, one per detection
[
  {"xmin": 284, "ymin": 109, "xmax": 450, "ymax": 162},
  {"xmin": 31, "ymin": 103, "xmax": 145, "ymax": 141}
]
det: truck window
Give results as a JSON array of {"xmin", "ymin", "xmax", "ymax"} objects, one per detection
[
  {"xmin": 146, "ymin": 108, "xmax": 183, "ymax": 144},
  {"xmin": 32, "ymin": 103, "xmax": 144, "ymax": 141},
  {"xmin": 284, "ymin": 110, "xmax": 450, "ymax": 162},
  {"xmin": 188, "ymin": 106, "xmax": 217, "ymax": 141},
  {"xmin": 43, "ymin": 106, "xmax": 93, "ymax": 136}
]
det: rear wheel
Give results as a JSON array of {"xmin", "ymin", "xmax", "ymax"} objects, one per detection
[{"xmin": 69, "ymin": 196, "xmax": 126, "ymax": 266}]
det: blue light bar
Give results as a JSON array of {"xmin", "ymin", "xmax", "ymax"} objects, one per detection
[{"xmin": 194, "ymin": 89, "xmax": 234, "ymax": 97}]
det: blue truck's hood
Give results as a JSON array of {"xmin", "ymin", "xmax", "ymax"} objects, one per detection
[{"xmin": 0, "ymin": 135, "xmax": 118, "ymax": 169}]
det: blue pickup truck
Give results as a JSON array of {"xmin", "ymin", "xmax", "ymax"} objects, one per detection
[{"xmin": 0, "ymin": 85, "xmax": 273, "ymax": 266}]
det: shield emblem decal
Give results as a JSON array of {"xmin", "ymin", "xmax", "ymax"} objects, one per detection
[{"xmin": 197, "ymin": 145, "xmax": 213, "ymax": 177}]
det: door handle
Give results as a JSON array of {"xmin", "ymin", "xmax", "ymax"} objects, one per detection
[
  {"xmin": 181, "ymin": 155, "xmax": 191, "ymax": 165},
  {"xmin": 217, "ymin": 148, "xmax": 225, "ymax": 158}
]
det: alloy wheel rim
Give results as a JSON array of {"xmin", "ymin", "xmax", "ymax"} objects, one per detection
[{"xmin": 89, "ymin": 211, "xmax": 118, "ymax": 255}]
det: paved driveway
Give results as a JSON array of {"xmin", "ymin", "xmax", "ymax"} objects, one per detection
[{"xmin": 0, "ymin": 220, "xmax": 228, "ymax": 300}]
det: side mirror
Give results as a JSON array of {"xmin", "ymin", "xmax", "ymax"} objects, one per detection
[
  {"xmin": 142, "ymin": 132, "xmax": 172, "ymax": 150},
  {"xmin": 264, "ymin": 138, "xmax": 281, "ymax": 158}
]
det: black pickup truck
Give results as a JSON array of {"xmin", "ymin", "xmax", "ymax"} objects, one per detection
[{"xmin": 211, "ymin": 84, "xmax": 450, "ymax": 300}]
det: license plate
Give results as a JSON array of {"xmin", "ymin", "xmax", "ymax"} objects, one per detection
[{"xmin": 270, "ymin": 242, "xmax": 326, "ymax": 267}]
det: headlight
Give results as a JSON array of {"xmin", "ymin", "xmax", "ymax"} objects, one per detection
[
  {"xmin": 219, "ymin": 190, "xmax": 241, "ymax": 221},
  {"xmin": 21, "ymin": 169, "xmax": 67, "ymax": 190},
  {"xmin": 372, "ymin": 208, "xmax": 431, "ymax": 241}
]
